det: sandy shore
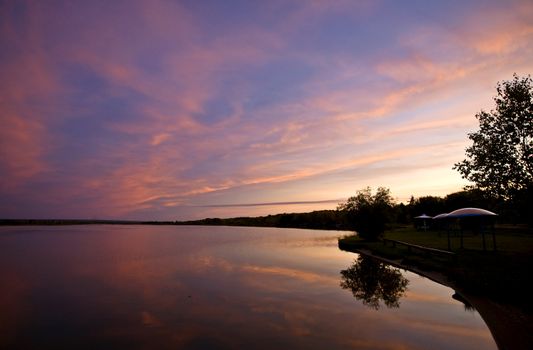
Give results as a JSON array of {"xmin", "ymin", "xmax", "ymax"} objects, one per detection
[{"xmin": 355, "ymin": 248, "xmax": 533, "ymax": 350}]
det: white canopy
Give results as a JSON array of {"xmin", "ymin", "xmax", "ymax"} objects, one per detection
[
  {"xmin": 447, "ymin": 207, "xmax": 497, "ymax": 218},
  {"xmin": 432, "ymin": 213, "xmax": 448, "ymax": 219},
  {"xmin": 414, "ymin": 214, "xmax": 432, "ymax": 219}
]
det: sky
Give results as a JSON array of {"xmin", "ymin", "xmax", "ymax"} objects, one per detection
[{"xmin": 1, "ymin": 0, "xmax": 533, "ymax": 220}]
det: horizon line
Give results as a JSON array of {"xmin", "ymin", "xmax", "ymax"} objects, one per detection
[{"xmin": 198, "ymin": 199, "xmax": 346, "ymax": 208}]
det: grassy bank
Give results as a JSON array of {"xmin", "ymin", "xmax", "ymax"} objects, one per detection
[{"xmin": 338, "ymin": 225, "xmax": 533, "ymax": 312}]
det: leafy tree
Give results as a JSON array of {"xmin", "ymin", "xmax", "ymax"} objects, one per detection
[
  {"xmin": 454, "ymin": 74, "xmax": 533, "ymax": 200},
  {"xmin": 337, "ymin": 187, "xmax": 394, "ymax": 240},
  {"xmin": 393, "ymin": 202, "xmax": 409, "ymax": 224},
  {"xmin": 444, "ymin": 189, "xmax": 490, "ymax": 212},
  {"xmin": 409, "ymin": 195, "xmax": 445, "ymax": 217}
]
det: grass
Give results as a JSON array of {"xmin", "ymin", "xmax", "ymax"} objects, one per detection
[
  {"xmin": 339, "ymin": 225, "xmax": 533, "ymax": 311},
  {"xmin": 384, "ymin": 224, "xmax": 533, "ymax": 253}
]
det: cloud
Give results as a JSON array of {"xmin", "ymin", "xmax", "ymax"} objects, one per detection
[
  {"xmin": 1, "ymin": 1, "xmax": 533, "ymax": 219},
  {"xmin": 0, "ymin": 113, "xmax": 49, "ymax": 189},
  {"xmin": 460, "ymin": 1, "xmax": 533, "ymax": 56}
]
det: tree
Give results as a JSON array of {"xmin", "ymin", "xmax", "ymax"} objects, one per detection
[
  {"xmin": 409, "ymin": 195, "xmax": 445, "ymax": 217},
  {"xmin": 454, "ymin": 74, "xmax": 533, "ymax": 200},
  {"xmin": 337, "ymin": 187, "xmax": 394, "ymax": 240},
  {"xmin": 444, "ymin": 189, "xmax": 490, "ymax": 212}
]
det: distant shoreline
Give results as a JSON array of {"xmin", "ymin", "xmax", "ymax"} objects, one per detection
[
  {"xmin": 0, "ymin": 218, "xmax": 351, "ymax": 232},
  {"xmin": 0, "ymin": 211, "xmax": 353, "ymax": 231},
  {"xmin": 0, "ymin": 219, "xmax": 178, "ymax": 226}
]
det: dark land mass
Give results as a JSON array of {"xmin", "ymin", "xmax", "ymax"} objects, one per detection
[
  {"xmin": 338, "ymin": 227, "xmax": 533, "ymax": 350},
  {"xmin": 0, "ymin": 210, "xmax": 349, "ymax": 230},
  {"xmin": 0, "ymin": 219, "xmax": 178, "ymax": 226},
  {"xmin": 177, "ymin": 210, "xmax": 348, "ymax": 230}
]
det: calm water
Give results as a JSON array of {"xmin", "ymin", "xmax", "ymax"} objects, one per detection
[{"xmin": 0, "ymin": 225, "xmax": 496, "ymax": 349}]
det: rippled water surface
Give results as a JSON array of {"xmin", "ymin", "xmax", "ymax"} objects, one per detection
[{"xmin": 0, "ymin": 225, "xmax": 496, "ymax": 349}]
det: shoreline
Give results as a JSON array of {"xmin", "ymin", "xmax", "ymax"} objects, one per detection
[{"xmin": 349, "ymin": 247, "xmax": 532, "ymax": 350}]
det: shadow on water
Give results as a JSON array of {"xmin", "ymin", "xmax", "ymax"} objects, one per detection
[
  {"xmin": 340, "ymin": 255, "xmax": 409, "ymax": 310},
  {"xmin": 339, "ymin": 251, "xmax": 532, "ymax": 349},
  {"xmin": 452, "ymin": 292, "xmax": 475, "ymax": 312}
]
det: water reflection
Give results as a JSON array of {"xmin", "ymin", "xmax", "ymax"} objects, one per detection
[
  {"xmin": 340, "ymin": 255, "xmax": 409, "ymax": 309},
  {"xmin": 0, "ymin": 225, "xmax": 497, "ymax": 349}
]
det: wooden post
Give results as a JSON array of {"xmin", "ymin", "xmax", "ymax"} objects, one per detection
[
  {"xmin": 460, "ymin": 227, "xmax": 464, "ymax": 249},
  {"xmin": 492, "ymin": 224, "xmax": 497, "ymax": 251},
  {"xmin": 447, "ymin": 227, "xmax": 451, "ymax": 251}
]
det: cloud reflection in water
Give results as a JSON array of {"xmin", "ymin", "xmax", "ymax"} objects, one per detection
[{"xmin": 0, "ymin": 225, "xmax": 496, "ymax": 349}]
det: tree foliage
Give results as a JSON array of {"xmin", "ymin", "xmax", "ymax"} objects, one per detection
[
  {"xmin": 454, "ymin": 74, "xmax": 533, "ymax": 200},
  {"xmin": 409, "ymin": 196, "xmax": 445, "ymax": 217},
  {"xmin": 337, "ymin": 187, "xmax": 394, "ymax": 240}
]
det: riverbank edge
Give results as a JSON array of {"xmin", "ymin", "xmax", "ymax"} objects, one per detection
[{"xmin": 338, "ymin": 240, "xmax": 532, "ymax": 350}]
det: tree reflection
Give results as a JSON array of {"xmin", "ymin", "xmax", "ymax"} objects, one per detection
[{"xmin": 340, "ymin": 255, "xmax": 409, "ymax": 310}]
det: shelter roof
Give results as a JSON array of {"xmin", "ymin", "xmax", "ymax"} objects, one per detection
[
  {"xmin": 447, "ymin": 207, "xmax": 497, "ymax": 218},
  {"xmin": 432, "ymin": 213, "xmax": 448, "ymax": 219},
  {"xmin": 414, "ymin": 214, "xmax": 432, "ymax": 219}
]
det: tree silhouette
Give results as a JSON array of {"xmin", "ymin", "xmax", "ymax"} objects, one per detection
[
  {"xmin": 340, "ymin": 255, "xmax": 409, "ymax": 309},
  {"xmin": 454, "ymin": 74, "xmax": 533, "ymax": 200},
  {"xmin": 337, "ymin": 187, "xmax": 394, "ymax": 241}
]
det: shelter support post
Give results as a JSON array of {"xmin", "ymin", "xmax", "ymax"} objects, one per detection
[
  {"xmin": 492, "ymin": 225, "xmax": 497, "ymax": 251},
  {"xmin": 447, "ymin": 229, "xmax": 451, "ymax": 251}
]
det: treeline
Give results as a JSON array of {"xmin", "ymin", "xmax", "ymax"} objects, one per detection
[
  {"xmin": 178, "ymin": 210, "xmax": 347, "ymax": 230},
  {"xmin": 0, "ymin": 219, "xmax": 177, "ymax": 226},
  {"xmin": 400, "ymin": 188, "xmax": 532, "ymax": 225},
  {"xmin": 2, "ymin": 188, "xmax": 529, "ymax": 228},
  {"xmin": 179, "ymin": 188, "xmax": 532, "ymax": 230}
]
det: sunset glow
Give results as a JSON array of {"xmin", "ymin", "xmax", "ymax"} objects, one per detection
[{"xmin": 1, "ymin": 0, "xmax": 533, "ymax": 220}]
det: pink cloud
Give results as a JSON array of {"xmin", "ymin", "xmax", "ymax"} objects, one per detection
[
  {"xmin": 0, "ymin": 113, "xmax": 48, "ymax": 189},
  {"xmin": 0, "ymin": 5, "xmax": 65, "ymax": 191},
  {"xmin": 1, "ymin": 1, "xmax": 532, "ymax": 220},
  {"xmin": 459, "ymin": 1, "xmax": 533, "ymax": 56}
]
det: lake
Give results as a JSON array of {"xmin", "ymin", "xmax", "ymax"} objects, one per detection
[{"xmin": 0, "ymin": 225, "xmax": 496, "ymax": 349}]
